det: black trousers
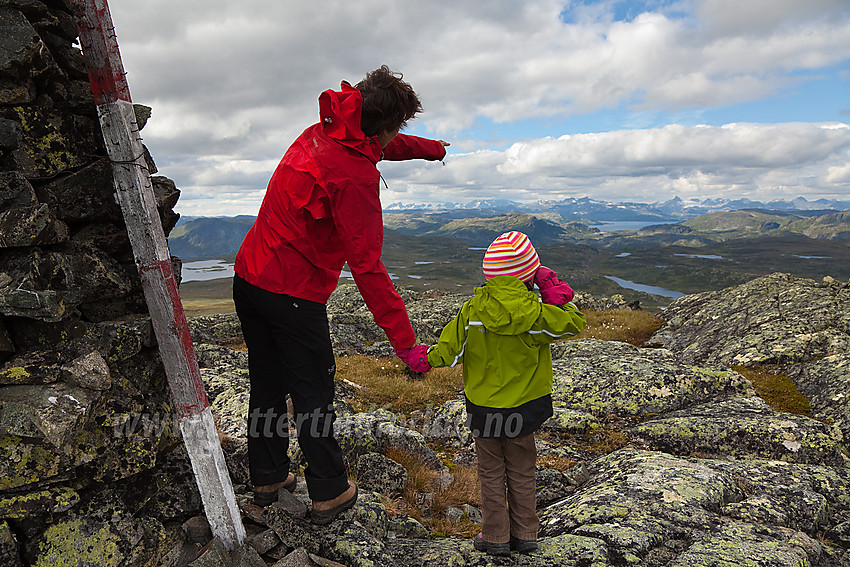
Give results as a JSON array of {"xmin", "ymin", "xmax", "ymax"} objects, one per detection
[{"xmin": 232, "ymin": 275, "xmax": 348, "ymax": 501}]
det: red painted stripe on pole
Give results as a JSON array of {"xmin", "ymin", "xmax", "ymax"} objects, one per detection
[
  {"xmin": 162, "ymin": 260, "xmax": 211, "ymax": 417},
  {"xmin": 71, "ymin": 0, "xmax": 131, "ymax": 104},
  {"xmin": 140, "ymin": 260, "xmax": 210, "ymax": 418}
]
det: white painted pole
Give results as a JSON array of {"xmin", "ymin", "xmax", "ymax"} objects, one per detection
[{"xmin": 71, "ymin": 0, "xmax": 245, "ymax": 549}]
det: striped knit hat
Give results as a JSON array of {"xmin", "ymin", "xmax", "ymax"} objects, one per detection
[{"xmin": 482, "ymin": 231, "xmax": 540, "ymax": 282}]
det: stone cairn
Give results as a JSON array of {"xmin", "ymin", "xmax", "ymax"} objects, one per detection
[{"xmin": 0, "ymin": 0, "xmax": 193, "ymax": 563}]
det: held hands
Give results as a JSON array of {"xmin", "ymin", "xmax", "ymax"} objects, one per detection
[
  {"xmin": 395, "ymin": 344, "xmax": 431, "ymax": 373},
  {"xmin": 533, "ymin": 266, "xmax": 575, "ymax": 306}
]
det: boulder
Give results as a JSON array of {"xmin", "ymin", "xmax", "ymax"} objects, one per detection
[
  {"xmin": 0, "ymin": 244, "xmax": 134, "ymax": 321},
  {"xmin": 326, "ymin": 284, "xmax": 467, "ymax": 351},
  {"xmin": 0, "ymin": 381, "xmax": 101, "ymax": 447},
  {"xmin": 188, "ymin": 313, "xmax": 243, "ymax": 347},
  {"xmin": 34, "ymin": 158, "xmax": 121, "ymax": 223},
  {"xmin": 649, "ymin": 273, "xmax": 850, "ymax": 368},
  {"xmin": 0, "ymin": 203, "xmax": 69, "ymax": 247},
  {"xmin": 69, "ymin": 222, "xmax": 131, "ymax": 256},
  {"xmin": 2, "ymin": 93, "xmax": 93, "ymax": 178},
  {"xmin": 542, "ymin": 407, "xmax": 602, "ymax": 436},
  {"xmin": 194, "ymin": 343, "xmax": 251, "ymax": 438},
  {"xmin": 419, "ymin": 397, "xmax": 472, "ymax": 448},
  {"xmin": 263, "ymin": 499, "xmax": 396, "ymax": 566},
  {"xmin": 0, "ymin": 171, "xmax": 36, "ymax": 209},
  {"xmin": 0, "ymin": 485, "xmax": 78, "ymax": 520},
  {"xmin": 785, "ymin": 352, "xmax": 850, "ymax": 448},
  {"xmin": 0, "ymin": 519, "xmax": 24, "ymax": 567},
  {"xmin": 152, "ymin": 175, "xmax": 180, "ymax": 234},
  {"xmin": 0, "ymin": 375, "xmax": 162, "ymax": 491},
  {"xmin": 0, "ymin": 7, "xmax": 47, "ymax": 103},
  {"xmin": 25, "ymin": 488, "xmax": 169, "ymax": 567},
  {"xmin": 60, "ymin": 350, "xmax": 111, "ymax": 390},
  {"xmin": 1, "ymin": 316, "xmax": 153, "ymax": 378},
  {"xmin": 0, "ymin": 349, "xmax": 65, "ymax": 385},
  {"xmin": 356, "ymin": 452, "xmax": 407, "ymax": 496},
  {"xmin": 333, "ymin": 410, "xmax": 442, "ymax": 472},
  {"xmin": 648, "ymin": 273, "xmax": 850, "ymax": 444}
]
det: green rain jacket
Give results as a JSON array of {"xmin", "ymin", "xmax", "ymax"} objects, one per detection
[{"xmin": 427, "ymin": 275, "xmax": 586, "ymax": 437}]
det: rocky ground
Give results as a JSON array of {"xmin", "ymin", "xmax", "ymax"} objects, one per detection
[
  {"xmin": 2, "ymin": 271, "xmax": 848, "ymax": 565},
  {"xmin": 166, "ymin": 275, "xmax": 849, "ymax": 567}
]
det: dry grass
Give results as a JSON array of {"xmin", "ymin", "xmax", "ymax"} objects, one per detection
[
  {"xmin": 570, "ymin": 308, "xmax": 665, "ymax": 346},
  {"xmin": 732, "ymin": 365, "xmax": 813, "ymax": 417},
  {"xmin": 433, "ymin": 465, "xmax": 482, "ymax": 510},
  {"xmin": 576, "ymin": 428, "xmax": 630, "ymax": 454},
  {"xmin": 383, "ymin": 447, "xmax": 482, "ymax": 537},
  {"xmin": 181, "ymin": 298, "xmax": 236, "ymax": 317},
  {"xmin": 537, "ymin": 454, "xmax": 579, "ymax": 471},
  {"xmin": 540, "ymin": 427, "xmax": 630, "ymax": 456},
  {"xmin": 335, "ymin": 355, "xmax": 462, "ymax": 414}
]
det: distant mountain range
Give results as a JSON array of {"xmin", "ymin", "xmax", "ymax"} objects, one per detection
[
  {"xmin": 383, "ymin": 195, "xmax": 850, "ymax": 221},
  {"xmin": 168, "ymin": 203, "xmax": 850, "ymax": 261}
]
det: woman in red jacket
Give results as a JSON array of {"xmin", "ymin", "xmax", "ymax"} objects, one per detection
[{"xmin": 233, "ymin": 66, "xmax": 447, "ymax": 523}]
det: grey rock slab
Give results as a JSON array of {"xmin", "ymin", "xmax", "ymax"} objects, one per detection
[
  {"xmin": 629, "ymin": 396, "xmax": 846, "ymax": 465},
  {"xmin": 550, "ymin": 339, "xmax": 752, "ymax": 418}
]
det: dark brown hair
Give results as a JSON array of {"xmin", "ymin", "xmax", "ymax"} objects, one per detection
[{"xmin": 355, "ymin": 65, "xmax": 423, "ymax": 138}]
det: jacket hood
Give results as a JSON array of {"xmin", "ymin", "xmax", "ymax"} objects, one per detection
[
  {"xmin": 318, "ymin": 81, "xmax": 382, "ymax": 162},
  {"xmin": 470, "ymin": 275, "xmax": 542, "ymax": 335}
]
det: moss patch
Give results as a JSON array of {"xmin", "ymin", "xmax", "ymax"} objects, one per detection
[{"xmin": 732, "ymin": 365, "xmax": 813, "ymax": 418}]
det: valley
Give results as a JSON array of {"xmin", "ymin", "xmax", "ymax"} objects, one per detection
[{"xmin": 177, "ymin": 208, "xmax": 850, "ymax": 315}]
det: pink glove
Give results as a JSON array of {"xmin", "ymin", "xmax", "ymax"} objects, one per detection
[
  {"xmin": 395, "ymin": 345, "xmax": 431, "ymax": 373},
  {"xmin": 541, "ymin": 282, "xmax": 574, "ymax": 305},
  {"xmin": 534, "ymin": 266, "xmax": 575, "ymax": 305},
  {"xmin": 534, "ymin": 266, "xmax": 560, "ymax": 290}
]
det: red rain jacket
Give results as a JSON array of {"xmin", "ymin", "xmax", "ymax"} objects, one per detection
[{"xmin": 234, "ymin": 81, "xmax": 446, "ymax": 350}]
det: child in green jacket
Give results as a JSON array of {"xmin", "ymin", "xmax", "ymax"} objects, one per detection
[{"xmin": 425, "ymin": 231, "xmax": 586, "ymax": 556}]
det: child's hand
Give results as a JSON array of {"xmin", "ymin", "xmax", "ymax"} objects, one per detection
[
  {"xmin": 541, "ymin": 282, "xmax": 574, "ymax": 305},
  {"xmin": 534, "ymin": 266, "xmax": 560, "ymax": 290},
  {"xmin": 534, "ymin": 266, "xmax": 575, "ymax": 305},
  {"xmin": 395, "ymin": 345, "xmax": 432, "ymax": 373}
]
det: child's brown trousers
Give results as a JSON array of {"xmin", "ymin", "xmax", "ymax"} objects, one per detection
[{"xmin": 474, "ymin": 433, "xmax": 539, "ymax": 543}]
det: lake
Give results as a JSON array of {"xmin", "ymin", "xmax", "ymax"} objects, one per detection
[
  {"xmin": 604, "ymin": 275, "xmax": 685, "ymax": 299},
  {"xmin": 674, "ymin": 253, "xmax": 723, "ymax": 260},
  {"xmin": 181, "ymin": 260, "xmax": 235, "ymax": 282},
  {"xmin": 595, "ymin": 220, "xmax": 680, "ymax": 232}
]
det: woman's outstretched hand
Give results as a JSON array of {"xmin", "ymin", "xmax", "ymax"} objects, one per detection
[{"xmin": 395, "ymin": 344, "xmax": 432, "ymax": 373}]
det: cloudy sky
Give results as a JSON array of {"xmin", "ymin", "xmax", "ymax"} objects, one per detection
[{"xmin": 106, "ymin": 0, "xmax": 850, "ymax": 217}]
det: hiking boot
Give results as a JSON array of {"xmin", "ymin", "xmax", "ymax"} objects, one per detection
[
  {"xmin": 473, "ymin": 533, "xmax": 511, "ymax": 556},
  {"xmin": 510, "ymin": 537, "xmax": 538, "ymax": 553}
]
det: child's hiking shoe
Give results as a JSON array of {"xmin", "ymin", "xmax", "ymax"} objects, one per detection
[
  {"xmin": 473, "ymin": 533, "xmax": 511, "ymax": 556},
  {"xmin": 510, "ymin": 537, "xmax": 538, "ymax": 553}
]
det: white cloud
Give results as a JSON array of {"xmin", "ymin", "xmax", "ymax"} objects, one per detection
[
  {"xmin": 408, "ymin": 122, "xmax": 850, "ymax": 205},
  {"xmin": 103, "ymin": 0, "xmax": 850, "ymax": 215},
  {"xmin": 696, "ymin": 0, "xmax": 849, "ymax": 36},
  {"xmin": 498, "ymin": 123, "xmax": 850, "ymax": 175},
  {"xmin": 825, "ymin": 163, "xmax": 850, "ymax": 184}
]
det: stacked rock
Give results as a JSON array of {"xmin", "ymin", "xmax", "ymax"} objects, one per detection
[{"xmin": 0, "ymin": 1, "xmax": 191, "ymax": 562}]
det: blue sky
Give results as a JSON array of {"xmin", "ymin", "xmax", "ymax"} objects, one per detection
[{"xmin": 107, "ymin": 0, "xmax": 850, "ymax": 216}]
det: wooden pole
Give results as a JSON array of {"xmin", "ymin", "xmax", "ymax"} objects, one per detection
[{"xmin": 71, "ymin": 0, "xmax": 245, "ymax": 549}]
